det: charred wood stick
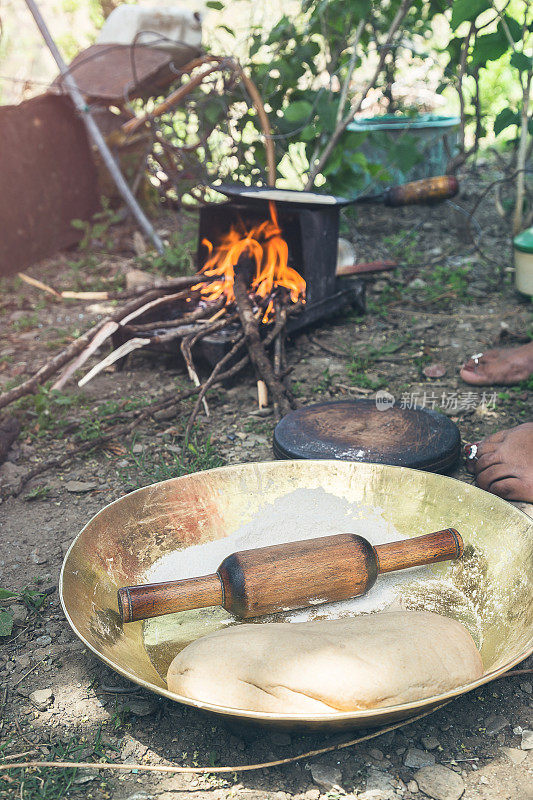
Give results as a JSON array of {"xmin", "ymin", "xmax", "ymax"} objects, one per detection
[
  {"xmin": 183, "ymin": 336, "xmax": 247, "ymax": 443},
  {"xmin": 187, "ymin": 313, "xmax": 239, "ymax": 349},
  {"xmin": 50, "ymin": 288, "xmax": 181, "ymax": 391},
  {"xmin": 176, "ymin": 311, "xmax": 240, "ymax": 415},
  {"xmin": 52, "ymin": 320, "xmax": 120, "ymax": 391},
  {"xmin": 0, "ymin": 317, "xmax": 110, "ymax": 411},
  {"xmin": 163, "ymin": 350, "xmax": 250, "ymax": 429},
  {"xmin": 125, "ymin": 298, "xmax": 225, "ymax": 332},
  {"xmin": 267, "ymin": 303, "xmax": 287, "ymax": 343},
  {"xmin": 272, "ymin": 305, "xmax": 292, "ymax": 403},
  {"xmin": 74, "ymin": 289, "xmax": 207, "ymax": 383},
  {"xmin": 274, "ymin": 337, "xmax": 282, "ymax": 379},
  {"xmin": 270, "ymin": 302, "xmax": 287, "ymax": 380},
  {"xmin": 106, "ymin": 275, "xmax": 212, "ymax": 301},
  {"xmin": 144, "ymin": 313, "xmax": 238, "ymax": 365},
  {"xmin": 18, "ymin": 272, "xmax": 208, "ymax": 304},
  {"xmin": 119, "ymin": 290, "xmax": 197, "ymax": 326},
  {"xmin": 150, "ymin": 326, "xmax": 207, "ymax": 346},
  {"xmin": 78, "ymin": 338, "xmax": 151, "ymax": 387},
  {"xmin": 263, "ymin": 315, "xmax": 288, "ymax": 348},
  {"xmin": 233, "ymin": 274, "xmax": 291, "ymax": 419},
  {"xmin": 286, "ymin": 300, "xmax": 305, "ymax": 317},
  {"xmin": 79, "ymin": 313, "xmax": 231, "ymax": 387}
]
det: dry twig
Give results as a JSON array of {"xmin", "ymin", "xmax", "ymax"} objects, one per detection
[
  {"xmin": 0, "ymin": 703, "xmax": 447, "ymax": 775},
  {"xmin": 1, "ymin": 277, "xmax": 205, "ymax": 409},
  {"xmin": 233, "ymin": 274, "xmax": 293, "ymax": 419},
  {"xmin": 183, "ymin": 335, "xmax": 246, "ymax": 443}
]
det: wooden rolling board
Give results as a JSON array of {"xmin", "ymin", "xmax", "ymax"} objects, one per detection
[{"xmin": 273, "ymin": 400, "xmax": 461, "ymax": 473}]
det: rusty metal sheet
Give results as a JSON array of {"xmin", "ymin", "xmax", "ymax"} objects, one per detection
[
  {"xmin": 0, "ymin": 93, "xmax": 99, "ymax": 277},
  {"xmin": 53, "ymin": 44, "xmax": 180, "ymax": 104}
]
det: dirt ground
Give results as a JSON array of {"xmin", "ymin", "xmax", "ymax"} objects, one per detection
[{"xmin": 0, "ymin": 167, "xmax": 532, "ymax": 800}]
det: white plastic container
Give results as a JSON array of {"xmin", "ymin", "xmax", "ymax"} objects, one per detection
[{"xmin": 97, "ymin": 6, "xmax": 202, "ymax": 58}]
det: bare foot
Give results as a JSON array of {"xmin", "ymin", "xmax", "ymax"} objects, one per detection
[
  {"xmin": 465, "ymin": 423, "xmax": 533, "ymax": 502},
  {"xmin": 460, "ymin": 341, "xmax": 533, "ymax": 385}
]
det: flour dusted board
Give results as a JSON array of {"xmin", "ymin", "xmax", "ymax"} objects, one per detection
[{"xmin": 273, "ymin": 400, "xmax": 461, "ymax": 473}]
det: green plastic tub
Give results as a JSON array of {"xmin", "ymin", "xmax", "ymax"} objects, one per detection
[{"xmin": 347, "ymin": 113, "xmax": 460, "ymax": 186}]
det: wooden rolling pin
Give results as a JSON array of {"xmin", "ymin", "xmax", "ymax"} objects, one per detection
[{"xmin": 118, "ymin": 528, "xmax": 463, "ymax": 623}]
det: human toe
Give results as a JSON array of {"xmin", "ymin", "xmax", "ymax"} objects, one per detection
[{"xmin": 475, "ymin": 463, "xmax": 516, "ymax": 493}]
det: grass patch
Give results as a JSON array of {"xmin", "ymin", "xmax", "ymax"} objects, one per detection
[
  {"xmin": 347, "ymin": 360, "xmax": 385, "ymax": 390},
  {"xmin": 0, "ymin": 729, "xmax": 114, "ymax": 799},
  {"xmin": 420, "ymin": 263, "xmax": 470, "ymax": 305},
  {"xmin": 12, "ymin": 313, "xmax": 39, "ymax": 331},
  {"xmin": 16, "ymin": 386, "xmax": 151, "ymax": 442},
  {"xmin": 121, "ymin": 435, "xmax": 224, "ymax": 491},
  {"xmin": 141, "ymin": 222, "xmax": 198, "ymax": 277},
  {"xmin": 243, "ymin": 419, "xmax": 273, "ymax": 436},
  {"xmin": 315, "ymin": 368, "xmax": 333, "ymax": 393},
  {"xmin": 382, "ymin": 229, "xmax": 420, "ymax": 267},
  {"xmin": 0, "ymin": 583, "xmax": 55, "ymax": 637},
  {"xmin": 73, "ymin": 397, "xmax": 151, "ymax": 443},
  {"xmin": 365, "ymin": 228, "xmax": 473, "ymax": 312},
  {"xmin": 24, "ymin": 486, "xmax": 51, "ymax": 502},
  {"xmin": 346, "ymin": 336, "xmax": 410, "ymax": 389}
]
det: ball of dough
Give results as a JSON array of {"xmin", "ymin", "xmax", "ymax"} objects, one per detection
[{"xmin": 166, "ymin": 610, "xmax": 483, "ymax": 713}]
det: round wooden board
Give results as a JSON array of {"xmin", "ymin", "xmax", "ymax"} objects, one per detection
[{"xmin": 273, "ymin": 400, "xmax": 461, "ymax": 473}]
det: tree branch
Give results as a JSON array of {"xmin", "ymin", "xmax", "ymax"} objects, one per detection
[
  {"xmin": 512, "ymin": 68, "xmax": 533, "ymax": 233},
  {"xmin": 305, "ymin": 0, "xmax": 412, "ymax": 189},
  {"xmin": 335, "ymin": 19, "xmax": 365, "ymax": 126}
]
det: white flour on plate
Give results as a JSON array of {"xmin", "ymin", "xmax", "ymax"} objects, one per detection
[{"xmin": 144, "ymin": 487, "xmax": 429, "ymax": 622}]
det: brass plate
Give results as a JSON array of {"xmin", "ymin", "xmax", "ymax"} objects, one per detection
[{"xmin": 60, "ymin": 461, "xmax": 533, "ymax": 730}]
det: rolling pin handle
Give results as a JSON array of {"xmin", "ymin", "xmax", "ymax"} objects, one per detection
[
  {"xmin": 373, "ymin": 528, "xmax": 463, "ymax": 574},
  {"xmin": 118, "ymin": 573, "xmax": 224, "ymax": 624},
  {"xmin": 117, "ymin": 586, "xmax": 133, "ymax": 623}
]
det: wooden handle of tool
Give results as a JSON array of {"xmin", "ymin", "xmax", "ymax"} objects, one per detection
[
  {"xmin": 385, "ymin": 176, "xmax": 459, "ymax": 206},
  {"xmin": 118, "ymin": 573, "xmax": 223, "ymax": 623},
  {"xmin": 373, "ymin": 528, "xmax": 463, "ymax": 574}
]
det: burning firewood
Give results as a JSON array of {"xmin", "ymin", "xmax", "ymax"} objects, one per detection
[
  {"xmin": 4, "ymin": 218, "xmax": 304, "ymax": 426},
  {"xmin": 233, "ymin": 272, "xmax": 294, "ymax": 420}
]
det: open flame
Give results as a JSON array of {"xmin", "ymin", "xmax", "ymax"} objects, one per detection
[{"xmin": 196, "ymin": 201, "xmax": 306, "ymax": 320}]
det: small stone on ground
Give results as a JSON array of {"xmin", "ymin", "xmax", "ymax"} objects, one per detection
[
  {"xmin": 29, "ymin": 687, "xmax": 54, "ymax": 710},
  {"xmin": 484, "ymin": 714, "xmax": 510, "ymax": 736},
  {"xmin": 500, "ymin": 746, "xmax": 527, "ymax": 764},
  {"xmin": 520, "ymin": 729, "xmax": 533, "ymax": 750},
  {"xmin": 404, "ymin": 747, "xmax": 436, "ymax": 768},
  {"xmin": 64, "ymin": 480, "xmax": 97, "ymax": 493},
  {"xmin": 414, "ymin": 765, "xmax": 465, "ymax": 800},
  {"xmin": 310, "ymin": 764, "xmax": 343, "ymax": 792}
]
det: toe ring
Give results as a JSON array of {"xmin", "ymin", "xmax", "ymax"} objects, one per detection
[
  {"xmin": 467, "ymin": 443, "xmax": 479, "ymax": 461},
  {"xmin": 471, "ymin": 352, "xmax": 484, "ymax": 366}
]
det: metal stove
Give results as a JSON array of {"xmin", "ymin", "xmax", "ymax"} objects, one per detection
[{"xmin": 196, "ymin": 198, "xmax": 365, "ymax": 363}]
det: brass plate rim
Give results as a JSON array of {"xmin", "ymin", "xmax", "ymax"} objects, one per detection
[{"xmin": 59, "ymin": 459, "xmax": 533, "ymax": 725}]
